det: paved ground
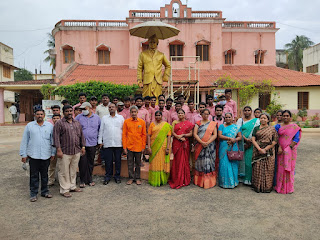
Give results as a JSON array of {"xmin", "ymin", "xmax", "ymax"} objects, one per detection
[{"xmin": 0, "ymin": 130, "xmax": 319, "ymax": 240}]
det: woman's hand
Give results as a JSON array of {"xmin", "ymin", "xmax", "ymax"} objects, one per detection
[
  {"xmin": 180, "ymin": 137, "xmax": 186, "ymax": 142},
  {"xmin": 165, "ymin": 148, "xmax": 170, "ymax": 155},
  {"xmin": 259, "ymin": 148, "xmax": 266, "ymax": 154},
  {"xmin": 245, "ymin": 138, "xmax": 252, "ymax": 143},
  {"xmin": 202, "ymin": 142, "xmax": 209, "ymax": 148},
  {"xmin": 148, "ymin": 148, "xmax": 152, "ymax": 155}
]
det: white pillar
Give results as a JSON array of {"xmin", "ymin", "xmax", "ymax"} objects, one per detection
[{"xmin": 0, "ymin": 88, "xmax": 5, "ymax": 124}]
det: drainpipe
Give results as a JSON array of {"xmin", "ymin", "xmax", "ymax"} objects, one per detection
[{"xmin": 0, "ymin": 88, "xmax": 5, "ymax": 124}]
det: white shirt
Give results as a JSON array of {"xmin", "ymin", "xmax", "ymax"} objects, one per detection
[
  {"xmin": 96, "ymin": 104, "xmax": 110, "ymax": 119},
  {"xmin": 9, "ymin": 105, "xmax": 17, "ymax": 114},
  {"xmin": 98, "ymin": 114, "xmax": 124, "ymax": 148}
]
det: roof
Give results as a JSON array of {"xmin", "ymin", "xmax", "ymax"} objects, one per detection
[
  {"xmin": 0, "ymin": 79, "xmax": 55, "ymax": 85},
  {"xmin": 58, "ymin": 64, "xmax": 320, "ymax": 87},
  {"xmin": 0, "ymin": 61, "xmax": 20, "ymax": 70}
]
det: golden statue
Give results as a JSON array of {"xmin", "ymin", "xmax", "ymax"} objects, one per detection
[{"xmin": 137, "ymin": 35, "xmax": 171, "ymax": 98}]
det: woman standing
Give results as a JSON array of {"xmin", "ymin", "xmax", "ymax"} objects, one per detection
[
  {"xmin": 270, "ymin": 110, "xmax": 283, "ymax": 126},
  {"xmin": 147, "ymin": 111, "xmax": 172, "ymax": 187},
  {"xmin": 237, "ymin": 106, "xmax": 260, "ymax": 185},
  {"xmin": 169, "ymin": 109, "xmax": 194, "ymax": 189},
  {"xmin": 251, "ymin": 113, "xmax": 278, "ymax": 193},
  {"xmin": 274, "ymin": 110, "xmax": 301, "ymax": 194},
  {"xmin": 254, "ymin": 108, "xmax": 262, "ymax": 119},
  {"xmin": 193, "ymin": 109, "xmax": 218, "ymax": 189},
  {"xmin": 218, "ymin": 113, "xmax": 242, "ymax": 189}
]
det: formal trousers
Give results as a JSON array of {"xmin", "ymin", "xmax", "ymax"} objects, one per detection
[
  {"xmin": 57, "ymin": 153, "xmax": 80, "ymax": 194},
  {"xmin": 102, "ymin": 147, "xmax": 123, "ymax": 181},
  {"xmin": 29, "ymin": 157, "xmax": 50, "ymax": 198},
  {"xmin": 127, "ymin": 150, "xmax": 142, "ymax": 181},
  {"xmin": 79, "ymin": 146, "xmax": 96, "ymax": 185}
]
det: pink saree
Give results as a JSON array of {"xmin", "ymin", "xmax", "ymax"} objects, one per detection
[{"xmin": 274, "ymin": 123, "xmax": 301, "ymax": 194}]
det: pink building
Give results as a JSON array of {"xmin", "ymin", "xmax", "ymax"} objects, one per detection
[{"xmin": 53, "ymin": 0, "xmax": 277, "ymax": 77}]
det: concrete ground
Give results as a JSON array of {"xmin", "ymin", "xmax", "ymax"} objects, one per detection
[{"xmin": 0, "ymin": 129, "xmax": 319, "ymax": 240}]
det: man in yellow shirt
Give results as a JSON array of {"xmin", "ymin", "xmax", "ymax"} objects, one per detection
[
  {"xmin": 137, "ymin": 35, "xmax": 171, "ymax": 98},
  {"xmin": 122, "ymin": 106, "xmax": 147, "ymax": 185}
]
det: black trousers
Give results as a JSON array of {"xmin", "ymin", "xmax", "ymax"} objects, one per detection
[
  {"xmin": 127, "ymin": 150, "xmax": 142, "ymax": 180},
  {"xmin": 102, "ymin": 147, "xmax": 123, "ymax": 181},
  {"xmin": 29, "ymin": 157, "xmax": 50, "ymax": 198},
  {"xmin": 79, "ymin": 146, "xmax": 96, "ymax": 184}
]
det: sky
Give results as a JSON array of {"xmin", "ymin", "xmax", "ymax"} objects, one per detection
[{"xmin": 0, "ymin": 0, "xmax": 319, "ymax": 74}]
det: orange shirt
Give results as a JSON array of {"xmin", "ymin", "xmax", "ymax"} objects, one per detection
[{"xmin": 122, "ymin": 117, "xmax": 146, "ymax": 152}]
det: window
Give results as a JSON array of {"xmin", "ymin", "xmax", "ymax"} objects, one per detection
[
  {"xmin": 196, "ymin": 45, "xmax": 209, "ymax": 61},
  {"xmin": 184, "ymin": 9, "xmax": 187, "ymax": 18},
  {"xmin": 259, "ymin": 93, "xmax": 271, "ymax": 110},
  {"xmin": 165, "ymin": 9, "xmax": 168, "ymax": 18},
  {"xmin": 98, "ymin": 50, "xmax": 110, "ymax": 64},
  {"xmin": 298, "ymin": 92, "xmax": 309, "ymax": 110},
  {"xmin": 306, "ymin": 64, "xmax": 318, "ymax": 73},
  {"xmin": 255, "ymin": 50, "xmax": 265, "ymax": 64},
  {"xmin": 170, "ymin": 44, "xmax": 183, "ymax": 61},
  {"xmin": 3, "ymin": 66, "xmax": 11, "ymax": 78},
  {"xmin": 63, "ymin": 49, "xmax": 74, "ymax": 63},
  {"xmin": 225, "ymin": 50, "xmax": 235, "ymax": 64}
]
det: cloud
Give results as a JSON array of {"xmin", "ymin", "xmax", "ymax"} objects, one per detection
[{"xmin": 0, "ymin": 0, "xmax": 319, "ymax": 73}]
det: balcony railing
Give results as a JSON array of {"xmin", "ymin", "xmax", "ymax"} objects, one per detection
[
  {"xmin": 223, "ymin": 21, "xmax": 276, "ymax": 29},
  {"xmin": 191, "ymin": 11, "xmax": 221, "ymax": 18},
  {"xmin": 55, "ymin": 20, "xmax": 128, "ymax": 28},
  {"xmin": 130, "ymin": 10, "xmax": 161, "ymax": 18}
]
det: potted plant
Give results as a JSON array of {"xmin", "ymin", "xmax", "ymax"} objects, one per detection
[{"xmin": 297, "ymin": 108, "xmax": 308, "ymax": 121}]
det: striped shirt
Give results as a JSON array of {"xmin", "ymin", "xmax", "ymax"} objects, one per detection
[{"xmin": 53, "ymin": 117, "xmax": 86, "ymax": 155}]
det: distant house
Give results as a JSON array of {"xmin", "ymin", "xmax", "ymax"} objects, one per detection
[
  {"xmin": 276, "ymin": 49, "xmax": 288, "ymax": 69},
  {"xmin": 303, "ymin": 43, "xmax": 320, "ymax": 75}
]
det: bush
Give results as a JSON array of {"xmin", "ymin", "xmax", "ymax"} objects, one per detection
[
  {"xmin": 266, "ymin": 93, "xmax": 284, "ymax": 118},
  {"xmin": 297, "ymin": 108, "xmax": 308, "ymax": 118},
  {"xmin": 53, "ymin": 81, "xmax": 139, "ymax": 105}
]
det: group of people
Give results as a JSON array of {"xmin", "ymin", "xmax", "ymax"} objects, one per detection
[{"xmin": 19, "ymin": 91, "xmax": 301, "ymax": 202}]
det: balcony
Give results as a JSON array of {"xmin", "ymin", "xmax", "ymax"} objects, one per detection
[
  {"xmin": 191, "ymin": 11, "xmax": 222, "ymax": 18},
  {"xmin": 223, "ymin": 21, "xmax": 276, "ymax": 29},
  {"xmin": 129, "ymin": 10, "xmax": 161, "ymax": 18}
]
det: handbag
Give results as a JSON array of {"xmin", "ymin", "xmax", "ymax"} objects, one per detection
[{"xmin": 227, "ymin": 142, "xmax": 244, "ymax": 161}]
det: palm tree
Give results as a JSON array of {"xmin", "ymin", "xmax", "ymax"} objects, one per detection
[
  {"xmin": 43, "ymin": 32, "xmax": 56, "ymax": 73},
  {"xmin": 285, "ymin": 35, "xmax": 314, "ymax": 71}
]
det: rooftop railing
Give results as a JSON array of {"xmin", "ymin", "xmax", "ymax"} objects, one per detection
[
  {"xmin": 55, "ymin": 20, "xmax": 128, "ymax": 28},
  {"xmin": 191, "ymin": 11, "xmax": 221, "ymax": 18},
  {"xmin": 129, "ymin": 10, "xmax": 161, "ymax": 18},
  {"xmin": 223, "ymin": 21, "xmax": 276, "ymax": 29}
]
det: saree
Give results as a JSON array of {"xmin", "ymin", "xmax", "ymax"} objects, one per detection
[
  {"xmin": 218, "ymin": 124, "xmax": 241, "ymax": 189},
  {"xmin": 194, "ymin": 121, "xmax": 217, "ymax": 189},
  {"xmin": 275, "ymin": 124, "xmax": 301, "ymax": 194},
  {"xmin": 238, "ymin": 118, "xmax": 260, "ymax": 185},
  {"xmin": 169, "ymin": 120, "xmax": 194, "ymax": 189},
  {"xmin": 251, "ymin": 126, "xmax": 278, "ymax": 193},
  {"xmin": 148, "ymin": 122, "xmax": 172, "ymax": 187}
]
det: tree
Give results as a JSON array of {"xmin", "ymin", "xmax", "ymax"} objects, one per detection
[
  {"xmin": 14, "ymin": 68, "xmax": 33, "ymax": 81},
  {"xmin": 43, "ymin": 32, "xmax": 56, "ymax": 73},
  {"xmin": 285, "ymin": 35, "xmax": 314, "ymax": 71}
]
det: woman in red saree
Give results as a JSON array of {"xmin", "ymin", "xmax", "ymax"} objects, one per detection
[
  {"xmin": 169, "ymin": 109, "xmax": 194, "ymax": 189},
  {"xmin": 274, "ymin": 110, "xmax": 301, "ymax": 194}
]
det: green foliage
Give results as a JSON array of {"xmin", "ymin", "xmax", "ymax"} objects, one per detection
[
  {"xmin": 53, "ymin": 81, "xmax": 139, "ymax": 105},
  {"xmin": 297, "ymin": 108, "xmax": 308, "ymax": 118},
  {"xmin": 216, "ymin": 76, "xmax": 274, "ymax": 107},
  {"xmin": 305, "ymin": 120, "xmax": 310, "ymax": 127},
  {"xmin": 266, "ymin": 92, "xmax": 284, "ymax": 117},
  {"xmin": 40, "ymin": 84, "xmax": 56, "ymax": 100},
  {"xmin": 43, "ymin": 32, "xmax": 56, "ymax": 72},
  {"xmin": 292, "ymin": 113, "xmax": 298, "ymax": 122},
  {"xmin": 285, "ymin": 35, "xmax": 314, "ymax": 71},
  {"xmin": 14, "ymin": 68, "xmax": 33, "ymax": 81}
]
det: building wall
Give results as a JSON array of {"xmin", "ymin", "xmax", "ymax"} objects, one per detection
[
  {"xmin": 303, "ymin": 43, "xmax": 320, "ymax": 75},
  {"xmin": 0, "ymin": 43, "xmax": 14, "ymax": 65}
]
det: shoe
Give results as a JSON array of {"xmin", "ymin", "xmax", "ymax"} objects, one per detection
[
  {"xmin": 41, "ymin": 193, "xmax": 53, "ymax": 198},
  {"xmin": 103, "ymin": 180, "xmax": 110, "ymax": 185},
  {"xmin": 115, "ymin": 179, "xmax": 121, "ymax": 184},
  {"xmin": 79, "ymin": 183, "xmax": 85, "ymax": 188},
  {"xmin": 30, "ymin": 196, "xmax": 37, "ymax": 202},
  {"xmin": 60, "ymin": 192, "xmax": 72, "ymax": 198},
  {"xmin": 70, "ymin": 188, "xmax": 82, "ymax": 192},
  {"xmin": 136, "ymin": 180, "xmax": 142, "ymax": 185},
  {"xmin": 126, "ymin": 179, "xmax": 134, "ymax": 185}
]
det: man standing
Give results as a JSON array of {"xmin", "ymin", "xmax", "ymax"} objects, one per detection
[
  {"xmin": 158, "ymin": 99, "xmax": 171, "ymax": 123},
  {"xmin": 89, "ymin": 96, "xmax": 98, "ymax": 113},
  {"xmin": 9, "ymin": 103, "xmax": 17, "ymax": 124},
  {"xmin": 96, "ymin": 94, "xmax": 110, "ymax": 119},
  {"xmin": 99, "ymin": 103, "xmax": 124, "ymax": 185},
  {"xmin": 73, "ymin": 93, "xmax": 87, "ymax": 113},
  {"xmin": 171, "ymin": 102, "xmax": 182, "ymax": 123},
  {"xmin": 20, "ymin": 109, "xmax": 55, "ymax": 202},
  {"xmin": 135, "ymin": 97, "xmax": 150, "ymax": 127},
  {"xmin": 225, "ymin": 89, "xmax": 238, "ymax": 118},
  {"xmin": 192, "ymin": 102, "xmax": 213, "ymax": 124},
  {"xmin": 165, "ymin": 98, "xmax": 174, "ymax": 114},
  {"xmin": 53, "ymin": 105, "xmax": 85, "ymax": 198},
  {"xmin": 185, "ymin": 99, "xmax": 197, "ymax": 123},
  {"xmin": 122, "ymin": 106, "xmax": 146, "ymax": 185},
  {"xmin": 15, "ymin": 101, "xmax": 20, "ymax": 123},
  {"xmin": 206, "ymin": 95, "xmax": 215, "ymax": 116},
  {"xmin": 112, "ymin": 97, "xmax": 120, "ymax": 105},
  {"xmin": 61, "ymin": 99, "xmax": 70, "ymax": 106},
  {"xmin": 47, "ymin": 105, "xmax": 61, "ymax": 125},
  {"xmin": 122, "ymin": 97, "xmax": 131, "ymax": 119},
  {"xmin": 177, "ymin": 95, "xmax": 189, "ymax": 114},
  {"xmin": 150, "ymin": 96, "xmax": 157, "ymax": 109},
  {"xmin": 142, "ymin": 96, "xmax": 155, "ymax": 123},
  {"xmin": 219, "ymin": 95, "xmax": 234, "ymax": 116},
  {"xmin": 75, "ymin": 102, "xmax": 101, "ymax": 188},
  {"xmin": 117, "ymin": 102, "xmax": 127, "ymax": 119},
  {"xmin": 48, "ymin": 114, "xmax": 61, "ymax": 187},
  {"xmin": 213, "ymin": 105, "xmax": 225, "ymax": 126}
]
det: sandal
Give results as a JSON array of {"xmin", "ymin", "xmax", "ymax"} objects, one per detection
[
  {"xmin": 79, "ymin": 183, "xmax": 85, "ymax": 188},
  {"xmin": 60, "ymin": 192, "xmax": 72, "ymax": 198},
  {"xmin": 136, "ymin": 180, "xmax": 142, "ymax": 185},
  {"xmin": 89, "ymin": 182, "xmax": 95, "ymax": 186},
  {"xmin": 30, "ymin": 196, "xmax": 37, "ymax": 202},
  {"xmin": 41, "ymin": 193, "xmax": 53, "ymax": 198},
  {"xmin": 70, "ymin": 188, "xmax": 82, "ymax": 192}
]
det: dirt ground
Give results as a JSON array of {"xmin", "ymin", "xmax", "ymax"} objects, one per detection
[{"xmin": 0, "ymin": 131, "xmax": 319, "ymax": 240}]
